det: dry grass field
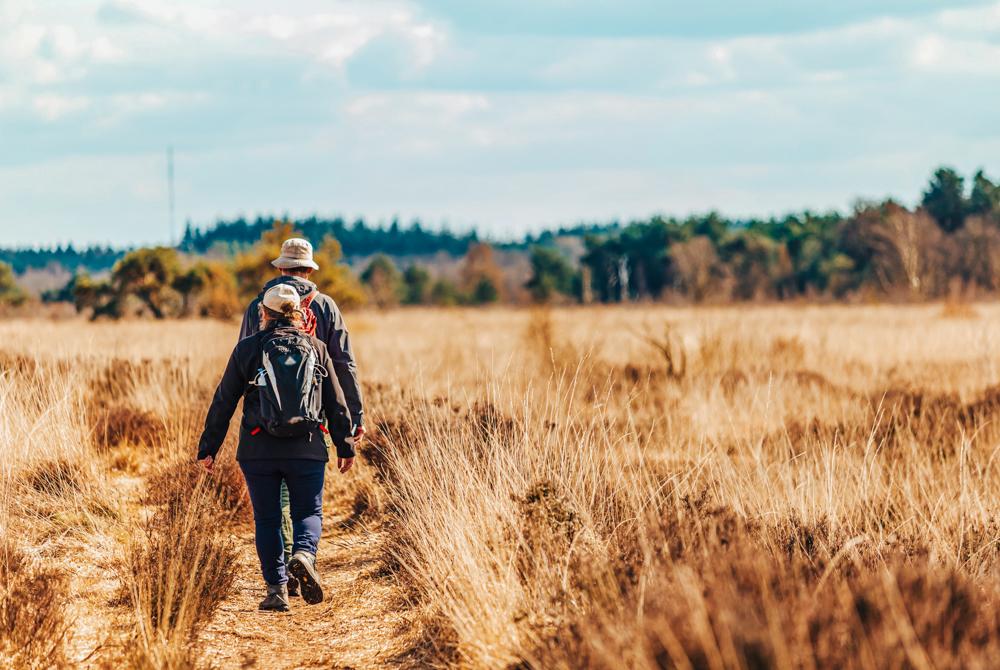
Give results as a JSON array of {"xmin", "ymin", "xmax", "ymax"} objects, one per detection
[{"xmin": 1, "ymin": 304, "xmax": 999, "ymax": 669}]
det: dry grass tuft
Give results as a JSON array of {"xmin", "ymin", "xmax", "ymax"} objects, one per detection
[
  {"xmin": 117, "ymin": 468, "xmax": 239, "ymax": 668},
  {"xmin": 144, "ymin": 458, "xmax": 250, "ymax": 522},
  {"xmin": 0, "ymin": 540, "xmax": 71, "ymax": 669},
  {"xmin": 23, "ymin": 459, "xmax": 88, "ymax": 497},
  {"xmin": 90, "ymin": 403, "xmax": 166, "ymax": 449},
  {"xmin": 940, "ymin": 299, "xmax": 980, "ymax": 320},
  {"xmin": 14, "ymin": 459, "xmax": 120, "ymax": 534}
]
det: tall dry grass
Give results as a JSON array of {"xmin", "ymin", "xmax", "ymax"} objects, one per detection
[
  {"xmin": 1, "ymin": 307, "xmax": 999, "ymax": 668},
  {"xmin": 0, "ymin": 320, "xmax": 240, "ymax": 668},
  {"xmin": 355, "ymin": 305, "xmax": 1000, "ymax": 668},
  {"xmin": 0, "ymin": 538, "xmax": 71, "ymax": 669},
  {"xmin": 0, "ymin": 351, "xmax": 107, "ymax": 669},
  {"xmin": 118, "ymin": 465, "xmax": 241, "ymax": 669}
]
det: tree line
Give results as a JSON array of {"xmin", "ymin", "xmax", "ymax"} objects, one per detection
[
  {"xmin": 0, "ymin": 245, "xmax": 121, "ymax": 275},
  {"xmin": 568, "ymin": 167, "xmax": 1000, "ymax": 303},
  {"xmin": 0, "ymin": 217, "xmax": 482, "ymax": 276},
  {"xmin": 2, "ymin": 165, "xmax": 999, "ymax": 313},
  {"xmin": 29, "ymin": 222, "xmax": 516, "ymax": 318},
  {"xmin": 180, "ymin": 216, "xmax": 480, "ymax": 258}
]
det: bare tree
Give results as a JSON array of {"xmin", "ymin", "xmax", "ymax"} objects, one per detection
[
  {"xmin": 876, "ymin": 208, "xmax": 942, "ymax": 298},
  {"xmin": 670, "ymin": 236, "xmax": 722, "ymax": 301}
]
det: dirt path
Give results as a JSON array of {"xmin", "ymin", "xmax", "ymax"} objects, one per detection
[{"xmin": 197, "ymin": 476, "xmax": 420, "ymax": 670}]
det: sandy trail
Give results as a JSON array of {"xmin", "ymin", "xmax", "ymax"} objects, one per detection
[{"xmin": 197, "ymin": 472, "xmax": 420, "ymax": 670}]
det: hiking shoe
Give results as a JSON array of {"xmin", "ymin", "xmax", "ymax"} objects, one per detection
[
  {"xmin": 287, "ymin": 572, "xmax": 300, "ymax": 597},
  {"xmin": 258, "ymin": 583, "xmax": 289, "ymax": 612},
  {"xmin": 288, "ymin": 551, "xmax": 323, "ymax": 605}
]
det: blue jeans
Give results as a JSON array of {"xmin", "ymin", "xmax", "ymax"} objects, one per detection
[
  {"xmin": 239, "ymin": 459, "xmax": 326, "ymax": 586},
  {"xmin": 280, "ymin": 435, "xmax": 331, "ymax": 561}
]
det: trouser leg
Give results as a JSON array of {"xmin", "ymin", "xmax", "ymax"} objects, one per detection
[
  {"xmin": 239, "ymin": 461, "xmax": 287, "ymax": 586},
  {"xmin": 283, "ymin": 460, "xmax": 326, "ymax": 557},
  {"xmin": 279, "ymin": 479, "xmax": 293, "ymax": 562}
]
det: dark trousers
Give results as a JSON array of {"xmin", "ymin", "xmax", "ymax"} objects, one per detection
[{"xmin": 239, "ymin": 459, "xmax": 325, "ymax": 585}]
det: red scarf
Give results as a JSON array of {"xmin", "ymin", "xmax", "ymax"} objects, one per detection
[{"xmin": 300, "ymin": 289, "xmax": 318, "ymax": 336}]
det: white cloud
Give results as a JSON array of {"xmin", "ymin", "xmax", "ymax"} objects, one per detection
[
  {"xmin": 3, "ymin": 0, "xmax": 1000, "ymax": 243},
  {"xmin": 101, "ymin": 0, "xmax": 447, "ymax": 71},
  {"xmin": 0, "ymin": 0, "xmax": 449, "ymax": 129},
  {"xmin": 32, "ymin": 93, "xmax": 91, "ymax": 120},
  {"xmin": 343, "ymin": 91, "xmax": 492, "ymax": 154},
  {"xmin": 345, "ymin": 91, "xmax": 488, "ymax": 118},
  {"xmin": 908, "ymin": 33, "xmax": 1000, "ymax": 74},
  {"xmin": 0, "ymin": 20, "xmax": 125, "ymax": 85},
  {"xmin": 93, "ymin": 91, "xmax": 209, "ymax": 126},
  {"xmin": 97, "ymin": 0, "xmax": 223, "ymax": 32},
  {"xmin": 937, "ymin": 1, "xmax": 1000, "ymax": 32}
]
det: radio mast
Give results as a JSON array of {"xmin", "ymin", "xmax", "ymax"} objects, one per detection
[{"xmin": 167, "ymin": 145, "xmax": 176, "ymax": 245}]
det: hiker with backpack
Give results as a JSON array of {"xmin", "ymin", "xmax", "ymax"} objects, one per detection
[
  {"xmin": 197, "ymin": 283, "xmax": 355, "ymax": 611},
  {"xmin": 238, "ymin": 237, "xmax": 365, "ymax": 598},
  {"xmin": 239, "ymin": 238, "xmax": 364, "ymax": 433}
]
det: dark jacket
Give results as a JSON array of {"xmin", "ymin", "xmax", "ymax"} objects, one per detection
[
  {"xmin": 197, "ymin": 324, "xmax": 355, "ymax": 462},
  {"xmin": 240, "ymin": 276, "xmax": 364, "ymax": 429}
]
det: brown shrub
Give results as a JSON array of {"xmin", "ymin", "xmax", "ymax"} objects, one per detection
[
  {"xmin": 940, "ymin": 300, "xmax": 980, "ymax": 319},
  {"xmin": 872, "ymin": 384, "xmax": 1000, "ymax": 454},
  {"xmin": 473, "ymin": 401, "xmax": 518, "ymax": 446},
  {"xmin": 90, "ymin": 403, "xmax": 166, "ymax": 449},
  {"xmin": 788, "ymin": 368, "xmax": 847, "ymax": 395},
  {"xmin": 0, "ymin": 352, "xmax": 39, "ymax": 376},
  {"xmin": 92, "ymin": 357, "xmax": 188, "ymax": 402},
  {"xmin": 769, "ymin": 335, "xmax": 806, "ymax": 368},
  {"xmin": 23, "ymin": 458, "xmax": 87, "ymax": 497},
  {"xmin": 518, "ymin": 480, "xmax": 581, "ymax": 549},
  {"xmin": 0, "ymin": 540, "xmax": 70, "ymax": 669},
  {"xmin": 17, "ymin": 459, "xmax": 119, "ymax": 529},
  {"xmin": 530, "ymin": 500, "xmax": 1000, "ymax": 670},
  {"xmin": 621, "ymin": 363, "xmax": 669, "ymax": 386},
  {"xmin": 718, "ymin": 368, "xmax": 749, "ymax": 396},
  {"xmin": 144, "ymin": 458, "xmax": 250, "ymax": 523},
  {"xmin": 366, "ymin": 419, "xmax": 417, "ymax": 474}
]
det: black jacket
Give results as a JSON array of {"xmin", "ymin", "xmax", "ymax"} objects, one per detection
[
  {"xmin": 197, "ymin": 325, "xmax": 355, "ymax": 462},
  {"xmin": 240, "ymin": 276, "xmax": 364, "ymax": 429}
]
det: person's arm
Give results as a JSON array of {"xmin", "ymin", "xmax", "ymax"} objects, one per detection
[
  {"xmin": 319, "ymin": 300, "xmax": 364, "ymax": 429},
  {"xmin": 197, "ymin": 343, "xmax": 248, "ymax": 462},
  {"xmin": 318, "ymin": 345, "xmax": 355, "ymax": 462},
  {"xmin": 238, "ymin": 299, "xmax": 259, "ymax": 341}
]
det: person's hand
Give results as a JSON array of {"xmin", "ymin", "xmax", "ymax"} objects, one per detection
[
  {"xmin": 353, "ymin": 424, "xmax": 366, "ymax": 445},
  {"xmin": 200, "ymin": 455, "xmax": 214, "ymax": 473},
  {"xmin": 337, "ymin": 457, "xmax": 354, "ymax": 474}
]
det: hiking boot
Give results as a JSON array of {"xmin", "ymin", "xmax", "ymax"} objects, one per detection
[
  {"xmin": 287, "ymin": 551, "xmax": 323, "ymax": 605},
  {"xmin": 287, "ymin": 572, "xmax": 300, "ymax": 597},
  {"xmin": 258, "ymin": 583, "xmax": 289, "ymax": 612}
]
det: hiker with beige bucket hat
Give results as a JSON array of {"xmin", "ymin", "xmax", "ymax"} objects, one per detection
[
  {"xmin": 198, "ymin": 280, "xmax": 355, "ymax": 611},
  {"xmin": 236, "ymin": 237, "xmax": 366, "ymax": 598}
]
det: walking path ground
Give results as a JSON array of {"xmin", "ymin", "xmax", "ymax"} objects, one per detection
[{"xmin": 197, "ymin": 472, "xmax": 420, "ymax": 670}]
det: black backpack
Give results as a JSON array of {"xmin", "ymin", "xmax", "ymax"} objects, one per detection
[{"xmin": 253, "ymin": 331, "xmax": 326, "ymax": 437}]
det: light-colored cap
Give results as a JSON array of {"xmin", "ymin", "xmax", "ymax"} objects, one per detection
[
  {"xmin": 262, "ymin": 284, "xmax": 302, "ymax": 313},
  {"xmin": 272, "ymin": 238, "xmax": 319, "ymax": 270}
]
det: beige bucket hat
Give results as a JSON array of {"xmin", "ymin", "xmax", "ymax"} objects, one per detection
[
  {"xmin": 272, "ymin": 238, "xmax": 319, "ymax": 270},
  {"xmin": 262, "ymin": 283, "xmax": 302, "ymax": 313}
]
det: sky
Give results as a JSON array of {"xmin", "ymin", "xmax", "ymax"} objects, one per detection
[{"xmin": 2, "ymin": 0, "xmax": 1000, "ymax": 247}]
